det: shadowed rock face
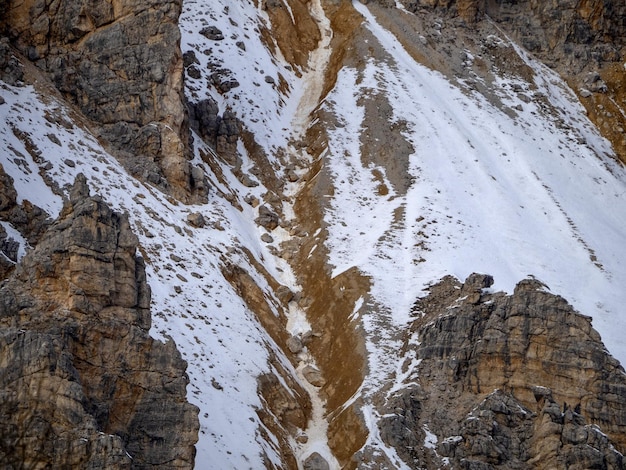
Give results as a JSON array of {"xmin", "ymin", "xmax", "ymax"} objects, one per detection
[
  {"xmin": 1, "ymin": 0, "xmax": 206, "ymax": 201},
  {"xmin": 380, "ymin": 274, "xmax": 626, "ymax": 469},
  {"xmin": 0, "ymin": 175, "xmax": 198, "ymax": 468},
  {"xmin": 402, "ymin": 0, "xmax": 626, "ymax": 71}
]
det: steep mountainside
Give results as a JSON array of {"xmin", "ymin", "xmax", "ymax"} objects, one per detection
[{"xmin": 1, "ymin": 0, "xmax": 626, "ymax": 468}]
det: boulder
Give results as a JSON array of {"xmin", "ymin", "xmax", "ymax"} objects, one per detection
[{"xmin": 256, "ymin": 205, "xmax": 280, "ymax": 231}]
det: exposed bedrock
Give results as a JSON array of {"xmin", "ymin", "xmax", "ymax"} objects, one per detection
[
  {"xmin": 1, "ymin": 0, "xmax": 206, "ymax": 201},
  {"xmin": 380, "ymin": 274, "xmax": 626, "ymax": 469},
  {"xmin": 0, "ymin": 174, "xmax": 199, "ymax": 468}
]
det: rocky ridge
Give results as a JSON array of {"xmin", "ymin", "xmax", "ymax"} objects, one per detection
[
  {"xmin": 1, "ymin": 0, "xmax": 206, "ymax": 201},
  {"xmin": 378, "ymin": 274, "xmax": 626, "ymax": 469},
  {"xmin": 0, "ymin": 175, "xmax": 198, "ymax": 468},
  {"xmin": 1, "ymin": 0, "xmax": 626, "ymax": 467}
]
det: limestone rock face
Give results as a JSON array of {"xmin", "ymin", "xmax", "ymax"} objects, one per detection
[
  {"xmin": 379, "ymin": 274, "xmax": 626, "ymax": 469},
  {"xmin": 0, "ymin": 175, "xmax": 199, "ymax": 468},
  {"xmin": 1, "ymin": 0, "xmax": 205, "ymax": 201},
  {"xmin": 0, "ymin": 163, "xmax": 51, "ymax": 280},
  {"xmin": 403, "ymin": 0, "xmax": 626, "ymax": 72}
]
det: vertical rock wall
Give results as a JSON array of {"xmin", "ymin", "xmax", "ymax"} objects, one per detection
[
  {"xmin": 1, "ymin": 0, "xmax": 205, "ymax": 201},
  {"xmin": 379, "ymin": 274, "xmax": 626, "ymax": 469},
  {"xmin": 0, "ymin": 175, "xmax": 199, "ymax": 468}
]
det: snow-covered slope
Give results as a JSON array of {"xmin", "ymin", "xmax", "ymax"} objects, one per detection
[{"xmin": 2, "ymin": 0, "xmax": 626, "ymax": 468}]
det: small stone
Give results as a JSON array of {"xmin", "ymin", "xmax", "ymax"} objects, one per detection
[
  {"xmin": 64, "ymin": 159, "xmax": 76, "ymax": 168},
  {"xmin": 264, "ymin": 75, "xmax": 275, "ymax": 84},
  {"xmin": 255, "ymin": 205, "xmax": 280, "ymax": 231},
  {"xmin": 302, "ymin": 365, "xmax": 326, "ymax": 387},
  {"xmin": 276, "ymin": 285, "xmax": 294, "ymax": 303},
  {"xmin": 303, "ymin": 452, "xmax": 330, "ymax": 470},
  {"xmin": 187, "ymin": 212, "xmax": 206, "ymax": 228},
  {"xmin": 211, "ymin": 378, "xmax": 223, "ymax": 390},
  {"xmin": 0, "ymin": 96, "xmax": 5, "ymax": 105},
  {"xmin": 187, "ymin": 66, "xmax": 201, "ymax": 79},
  {"xmin": 240, "ymin": 173, "xmax": 259, "ymax": 187},
  {"xmin": 200, "ymin": 26, "xmax": 224, "ymax": 40},
  {"xmin": 580, "ymin": 88, "xmax": 592, "ymax": 98},
  {"xmin": 244, "ymin": 194, "xmax": 260, "ymax": 207},
  {"xmin": 287, "ymin": 169, "xmax": 299, "ymax": 182},
  {"xmin": 261, "ymin": 233, "xmax": 273, "ymax": 243},
  {"xmin": 287, "ymin": 336, "xmax": 303, "ymax": 354},
  {"xmin": 46, "ymin": 133, "xmax": 61, "ymax": 146}
]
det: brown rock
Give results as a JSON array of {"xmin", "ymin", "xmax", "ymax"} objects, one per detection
[
  {"xmin": 187, "ymin": 211, "xmax": 206, "ymax": 228},
  {"xmin": 256, "ymin": 205, "xmax": 280, "ymax": 231},
  {"xmin": 380, "ymin": 274, "xmax": 626, "ymax": 469},
  {"xmin": 1, "ymin": 0, "xmax": 204, "ymax": 201},
  {"xmin": 0, "ymin": 175, "xmax": 198, "ymax": 468}
]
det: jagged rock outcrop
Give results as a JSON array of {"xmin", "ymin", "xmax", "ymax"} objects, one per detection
[
  {"xmin": 380, "ymin": 274, "xmax": 626, "ymax": 469},
  {"xmin": 0, "ymin": 0, "xmax": 206, "ymax": 201},
  {"xmin": 404, "ymin": 0, "xmax": 626, "ymax": 67},
  {"xmin": 187, "ymin": 97, "xmax": 240, "ymax": 163},
  {"xmin": 0, "ymin": 174, "xmax": 199, "ymax": 468},
  {"xmin": 0, "ymin": 164, "xmax": 51, "ymax": 280}
]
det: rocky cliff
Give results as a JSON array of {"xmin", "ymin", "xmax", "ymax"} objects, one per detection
[
  {"xmin": 1, "ymin": 0, "xmax": 206, "ymax": 201},
  {"xmin": 378, "ymin": 274, "xmax": 626, "ymax": 469},
  {"xmin": 389, "ymin": 0, "xmax": 626, "ymax": 162},
  {"xmin": 2, "ymin": 0, "xmax": 626, "ymax": 467},
  {"xmin": 0, "ymin": 175, "xmax": 198, "ymax": 468}
]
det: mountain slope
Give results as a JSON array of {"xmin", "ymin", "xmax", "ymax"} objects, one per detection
[{"xmin": 2, "ymin": 0, "xmax": 626, "ymax": 468}]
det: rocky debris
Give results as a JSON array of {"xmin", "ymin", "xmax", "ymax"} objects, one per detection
[
  {"xmin": 287, "ymin": 335, "xmax": 304, "ymax": 354},
  {"xmin": 276, "ymin": 285, "xmax": 295, "ymax": 304},
  {"xmin": 240, "ymin": 172, "xmax": 260, "ymax": 188},
  {"xmin": 256, "ymin": 205, "xmax": 280, "ymax": 231},
  {"xmin": 1, "ymin": 0, "xmax": 204, "ymax": 201},
  {"xmin": 244, "ymin": 194, "xmax": 260, "ymax": 207},
  {"xmin": 211, "ymin": 69, "xmax": 241, "ymax": 93},
  {"xmin": 380, "ymin": 274, "xmax": 626, "ymax": 469},
  {"xmin": 583, "ymin": 71, "xmax": 608, "ymax": 93},
  {"xmin": 257, "ymin": 369, "xmax": 310, "ymax": 467},
  {"xmin": 0, "ymin": 38, "xmax": 23, "ymax": 86},
  {"xmin": 200, "ymin": 26, "xmax": 225, "ymax": 41},
  {"xmin": 0, "ymin": 175, "xmax": 199, "ymax": 468}
]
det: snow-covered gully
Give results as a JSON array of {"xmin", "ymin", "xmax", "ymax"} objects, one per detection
[{"xmin": 268, "ymin": 0, "xmax": 340, "ymax": 466}]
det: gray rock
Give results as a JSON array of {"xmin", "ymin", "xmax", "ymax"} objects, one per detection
[
  {"xmin": 302, "ymin": 365, "xmax": 326, "ymax": 387},
  {"xmin": 303, "ymin": 452, "xmax": 330, "ymax": 470},
  {"xmin": 287, "ymin": 336, "xmax": 303, "ymax": 354},
  {"xmin": 200, "ymin": 25, "xmax": 225, "ymax": 40},
  {"xmin": 255, "ymin": 205, "xmax": 280, "ymax": 231},
  {"xmin": 187, "ymin": 212, "xmax": 206, "ymax": 228}
]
